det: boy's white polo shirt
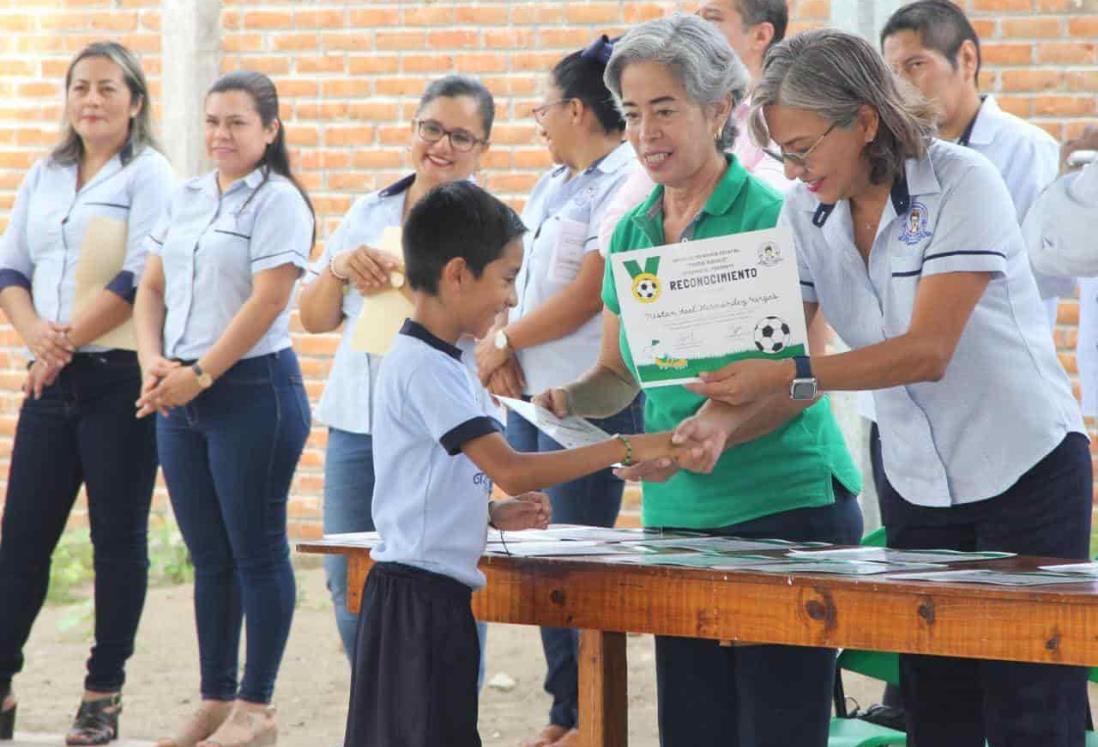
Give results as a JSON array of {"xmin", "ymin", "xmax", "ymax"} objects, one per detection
[
  {"xmin": 786, "ymin": 139, "xmax": 1083, "ymax": 507},
  {"xmin": 306, "ymin": 175, "xmax": 497, "ymax": 435},
  {"xmin": 370, "ymin": 319, "xmax": 503, "ymax": 589}
]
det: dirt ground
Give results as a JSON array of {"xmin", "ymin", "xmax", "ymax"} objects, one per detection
[{"xmin": 11, "ymin": 561, "xmax": 1097, "ymax": 746}]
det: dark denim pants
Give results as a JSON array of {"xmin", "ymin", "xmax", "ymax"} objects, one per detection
[
  {"xmin": 505, "ymin": 396, "xmax": 644, "ymax": 730},
  {"xmin": 654, "ymin": 484, "xmax": 863, "ymax": 747},
  {"xmin": 157, "ymin": 349, "xmax": 309, "ymax": 704},
  {"xmin": 0, "ymin": 352, "xmax": 157, "ymax": 692},
  {"xmin": 880, "ymin": 432, "xmax": 1093, "ymax": 747}
]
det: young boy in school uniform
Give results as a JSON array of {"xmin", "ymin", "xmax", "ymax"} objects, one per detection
[{"xmin": 342, "ymin": 182, "xmax": 679, "ymax": 747}]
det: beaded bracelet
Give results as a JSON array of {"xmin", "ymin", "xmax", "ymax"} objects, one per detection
[{"xmin": 613, "ymin": 433, "xmax": 634, "ymax": 467}]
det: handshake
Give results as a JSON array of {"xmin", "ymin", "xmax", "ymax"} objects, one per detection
[{"xmin": 531, "ymin": 389, "xmax": 735, "ymax": 485}]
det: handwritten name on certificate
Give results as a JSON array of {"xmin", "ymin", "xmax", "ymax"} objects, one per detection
[{"xmin": 610, "ymin": 227, "xmax": 806, "ymax": 388}]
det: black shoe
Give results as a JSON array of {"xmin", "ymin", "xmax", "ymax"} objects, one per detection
[
  {"xmin": 858, "ymin": 703, "xmax": 907, "ymax": 732},
  {"xmin": 66, "ymin": 693, "xmax": 121, "ymax": 745},
  {"xmin": 0, "ymin": 683, "xmax": 15, "ymax": 741}
]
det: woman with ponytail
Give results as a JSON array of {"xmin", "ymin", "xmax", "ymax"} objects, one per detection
[{"xmin": 134, "ymin": 71, "xmax": 313, "ymax": 747}]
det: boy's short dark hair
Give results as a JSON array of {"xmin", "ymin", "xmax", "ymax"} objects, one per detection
[
  {"xmin": 881, "ymin": 0, "xmax": 982, "ymax": 84},
  {"xmin": 403, "ymin": 181, "xmax": 527, "ymax": 295}
]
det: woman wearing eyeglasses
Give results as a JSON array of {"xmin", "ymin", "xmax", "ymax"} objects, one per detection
[
  {"xmin": 470, "ymin": 38, "xmax": 641, "ymax": 747},
  {"xmin": 675, "ymin": 29, "xmax": 1089, "ymax": 746},
  {"xmin": 535, "ymin": 16, "xmax": 862, "ymax": 746},
  {"xmin": 297, "ymin": 74, "xmax": 496, "ymax": 667}
]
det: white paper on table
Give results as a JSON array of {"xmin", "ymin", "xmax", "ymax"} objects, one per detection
[
  {"xmin": 611, "ymin": 227, "xmax": 806, "ymax": 388},
  {"xmin": 497, "ymin": 396, "xmax": 612, "ymax": 450},
  {"xmin": 1038, "ymin": 562, "xmax": 1098, "ymax": 576},
  {"xmin": 787, "ymin": 547, "xmax": 1015, "ymax": 564},
  {"xmin": 751, "ymin": 560, "xmax": 940, "ymax": 576},
  {"xmin": 890, "ymin": 569, "xmax": 1091, "ymax": 586},
  {"xmin": 73, "ymin": 216, "xmax": 135, "ymax": 350},
  {"xmin": 349, "ymin": 226, "xmax": 413, "ymax": 355},
  {"xmin": 616, "ymin": 553, "xmax": 780, "ymax": 569}
]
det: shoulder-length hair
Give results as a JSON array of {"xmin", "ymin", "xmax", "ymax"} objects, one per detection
[
  {"xmin": 750, "ymin": 28, "xmax": 937, "ymax": 185},
  {"xmin": 51, "ymin": 41, "xmax": 159, "ymax": 167}
]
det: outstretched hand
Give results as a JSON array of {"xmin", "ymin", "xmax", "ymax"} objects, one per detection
[
  {"xmin": 684, "ymin": 358, "xmax": 791, "ymax": 407},
  {"xmin": 490, "ymin": 492, "xmax": 551, "ymax": 531}
]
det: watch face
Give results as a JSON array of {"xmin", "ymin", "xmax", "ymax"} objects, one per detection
[{"xmin": 791, "ymin": 380, "xmax": 817, "ymax": 400}]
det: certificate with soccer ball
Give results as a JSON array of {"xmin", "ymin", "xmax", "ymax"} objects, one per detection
[{"xmin": 610, "ymin": 227, "xmax": 807, "ymax": 388}]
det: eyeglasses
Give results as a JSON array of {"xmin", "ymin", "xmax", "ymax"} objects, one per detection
[
  {"xmin": 532, "ymin": 99, "xmax": 573, "ymax": 125},
  {"xmin": 413, "ymin": 119, "xmax": 485, "ymax": 152},
  {"xmin": 762, "ymin": 123, "xmax": 837, "ymax": 168}
]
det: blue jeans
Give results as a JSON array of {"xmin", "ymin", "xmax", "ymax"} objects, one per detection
[
  {"xmin": 654, "ymin": 484, "xmax": 863, "ymax": 747},
  {"xmin": 157, "ymin": 349, "xmax": 310, "ymax": 704},
  {"xmin": 505, "ymin": 396, "xmax": 643, "ymax": 729},
  {"xmin": 322, "ymin": 428, "xmax": 489, "ymax": 685},
  {"xmin": 0, "ymin": 352, "xmax": 157, "ymax": 693},
  {"xmin": 880, "ymin": 432, "xmax": 1092, "ymax": 747}
]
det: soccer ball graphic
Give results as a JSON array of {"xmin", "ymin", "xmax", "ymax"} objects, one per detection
[
  {"xmin": 631, "ymin": 273, "xmax": 661, "ymax": 303},
  {"xmin": 753, "ymin": 316, "xmax": 791, "ymax": 354}
]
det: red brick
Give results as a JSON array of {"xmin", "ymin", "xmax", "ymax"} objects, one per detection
[
  {"xmin": 1001, "ymin": 17, "xmax": 1062, "ymax": 37},
  {"xmin": 243, "ymin": 10, "xmax": 292, "ymax": 29},
  {"xmin": 981, "ymin": 42, "xmax": 1033, "ymax": 65},
  {"xmin": 1033, "ymin": 95, "xmax": 1096, "ymax": 117},
  {"xmin": 972, "ymin": 0, "xmax": 1032, "ymax": 10},
  {"xmin": 1000, "ymin": 69, "xmax": 1062, "ymax": 91},
  {"xmin": 1036, "ymin": 42, "xmax": 1097, "ymax": 65}
]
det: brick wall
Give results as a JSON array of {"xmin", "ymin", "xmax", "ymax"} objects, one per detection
[{"xmin": 0, "ymin": 0, "xmax": 1095, "ymax": 539}]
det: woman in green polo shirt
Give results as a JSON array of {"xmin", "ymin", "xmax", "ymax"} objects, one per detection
[{"xmin": 534, "ymin": 15, "xmax": 862, "ymax": 747}]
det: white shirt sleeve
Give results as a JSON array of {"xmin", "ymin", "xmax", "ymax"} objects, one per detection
[
  {"xmin": 0, "ymin": 160, "xmax": 43, "ymax": 291},
  {"xmin": 1024, "ymin": 161, "xmax": 1098, "ymax": 279},
  {"xmin": 596, "ymin": 163, "xmax": 653, "ymax": 257},
  {"xmin": 109, "ymin": 152, "xmax": 175, "ymax": 301},
  {"xmin": 780, "ymin": 203, "xmax": 818, "ymax": 304},
  {"xmin": 405, "ymin": 358, "xmax": 502, "ymax": 456},
  {"xmin": 250, "ymin": 184, "xmax": 314, "ymax": 275},
  {"xmin": 920, "ymin": 161, "xmax": 1011, "ymax": 278}
]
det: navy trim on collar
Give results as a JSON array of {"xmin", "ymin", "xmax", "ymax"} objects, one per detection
[
  {"xmin": 379, "ymin": 174, "xmax": 416, "ymax": 198},
  {"xmin": 399, "ymin": 319, "xmax": 463, "ymax": 361},
  {"xmin": 956, "ymin": 95, "xmax": 986, "ymax": 148},
  {"xmin": 811, "ymin": 172, "xmax": 911, "ymax": 228}
]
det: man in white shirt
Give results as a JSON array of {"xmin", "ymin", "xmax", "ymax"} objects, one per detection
[{"xmin": 882, "ymin": 0, "xmax": 1066, "ymax": 326}]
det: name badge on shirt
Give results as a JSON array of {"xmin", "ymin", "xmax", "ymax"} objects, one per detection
[{"xmin": 549, "ymin": 218, "xmax": 587, "ymax": 283}]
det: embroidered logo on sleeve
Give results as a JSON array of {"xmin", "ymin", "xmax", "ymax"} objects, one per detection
[{"xmin": 898, "ymin": 202, "xmax": 933, "ymax": 246}]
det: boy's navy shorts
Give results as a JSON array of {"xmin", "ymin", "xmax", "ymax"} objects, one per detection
[{"xmin": 343, "ymin": 561, "xmax": 481, "ymax": 747}]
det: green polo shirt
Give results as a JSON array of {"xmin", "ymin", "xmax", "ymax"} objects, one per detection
[{"xmin": 603, "ymin": 155, "xmax": 861, "ymax": 529}]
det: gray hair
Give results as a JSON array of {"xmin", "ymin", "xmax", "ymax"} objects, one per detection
[
  {"xmin": 750, "ymin": 28, "xmax": 936, "ymax": 185},
  {"xmin": 51, "ymin": 41, "xmax": 160, "ymax": 167},
  {"xmin": 604, "ymin": 13, "xmax": 750, "ymax": 150}
]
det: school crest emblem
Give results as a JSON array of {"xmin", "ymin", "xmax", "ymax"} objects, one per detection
[
  {"xmin": 757, "ymin": 241, "xmax": 783, "ymax": 267},
  {"xmin": 898, "ymin": 201, "xmax": 933, "ymax": 245}
]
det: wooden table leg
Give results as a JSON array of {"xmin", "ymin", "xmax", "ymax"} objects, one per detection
[{"xmin": 577, "ymin": 630, "xmax": 628, "ymax": 747}]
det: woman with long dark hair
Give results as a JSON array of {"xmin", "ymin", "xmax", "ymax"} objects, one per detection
[
  {"xmin": 134, "ymin": 71, "xmax": 313, "ymax": 747},
  {"xmin": 0, "ymin": 41, "xmax": 173, "ymax": 745}
]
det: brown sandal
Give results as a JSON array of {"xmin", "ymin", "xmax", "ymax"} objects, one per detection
[
  {"xmin": 196, "ymin": 703, "xmax": 276, "ymax": 747},
  {"xmin": 156, "ymin": 700, "xmax": 233, "ymax": 747}
]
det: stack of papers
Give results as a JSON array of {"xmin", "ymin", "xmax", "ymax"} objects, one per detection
[
  {"xmin": 890, "ymin": 569, "xmax": 1091, "ymax": 587},
  {"xmin": 787, "ymin": 547, "xmax": 1015, "ymax": 564}
]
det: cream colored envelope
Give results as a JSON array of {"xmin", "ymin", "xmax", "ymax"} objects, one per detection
[
  {"xmin": 72, "ymin": 216, "xmax": 136, "ymax": 350},
  {"xmin": 349, "ymin": 226, "xmax": 414, "ymax": 355}
]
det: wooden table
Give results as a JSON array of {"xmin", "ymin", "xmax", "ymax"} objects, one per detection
[{"xmin": 298, "ymin": 538, "xmax": 1098, "ymax": 747}]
